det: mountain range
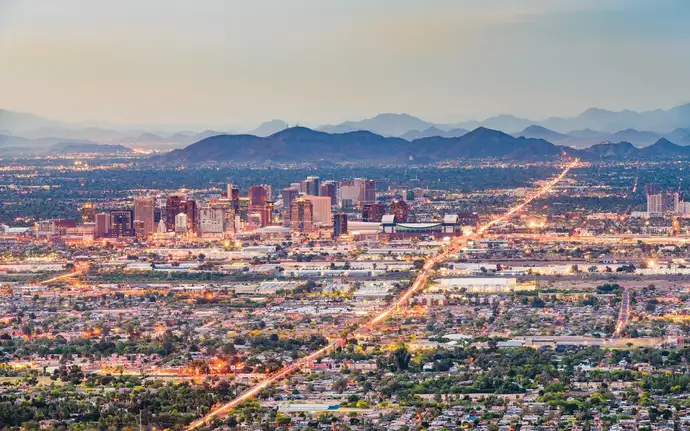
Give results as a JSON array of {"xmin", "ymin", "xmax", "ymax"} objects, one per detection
[
  {"xmin": 153, "ymin": 126, "xmax": 690, "ymax": 165},
  {"xmin": 155, "ymin": 128, "xmax": 411, "ymax": 164},
  {"xmin": 0, "ymin": 134, "xmax": 133, "ymax": 156},
  {"xmin": 314, "ymin": 104, "xmax": 690, "ymax": 137},
  {"xmin": 514, "ymin": 126, "xmax": 665, "ymax": 148},
  {"xmin": 2, "ymin": 103, "xmax": 690, "ymax": 156}
]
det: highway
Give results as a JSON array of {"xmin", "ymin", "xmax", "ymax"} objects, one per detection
[{"xmin": 185, "ymin": 158, "xmax": 579, "ymax": 430}]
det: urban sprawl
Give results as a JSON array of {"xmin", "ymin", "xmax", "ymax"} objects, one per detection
[{"xmin": 4, "ymin": 158, "xmax": 690, "ymax": 431}]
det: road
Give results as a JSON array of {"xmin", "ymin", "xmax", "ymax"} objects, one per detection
[
  {"xmin": 185, "ymin": 158, "xmax": 579, "ymax": 430},
  {"xmin": 37, "ymin": 262, "xmax": 91, "ymax": 286},
  {"xmin": 39, "ymin": 268, "xmax": 85, "ymax": 285},
  {"xmin": 614, "ymin": 287, "xmax": 631, "ymax": 338},
  {"xmin": 482, "ymin": 306, "xmax": 505, "ymax": 337}
]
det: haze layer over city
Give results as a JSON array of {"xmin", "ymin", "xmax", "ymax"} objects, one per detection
[{"xmin": 3, "ymin": 1, "xmax": 690, "ymax": 431}]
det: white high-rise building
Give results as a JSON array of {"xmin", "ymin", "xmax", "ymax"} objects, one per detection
[
  {"xmin": 647, "ymin": 194, "xmax": 663, "ymax": 217},
  {"xmin": 198, "ymin": 204, "xmax": 224, "ymax": 235},
  {"xmin": 646, "ymin": 183, "xmax": 663, "ymax": 217},
  {"xmin": 338, "ymin": 179, "xmax": 364, "ymax": 208},
  {"xmin": 174, "ymin": 213, "xmax": 188, "ymax": 233},
  {"xmin": 677, "ymin": 201, "xmax": 690, "ymax": 217}
]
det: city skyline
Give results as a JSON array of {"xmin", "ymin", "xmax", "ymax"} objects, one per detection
[
  {"xmin": 1, "ymin": 0, "xmax": 690, "ymax": 128},
  {"xmin": 6, "ymin": 3, "xmax": 690, "ymax": 430},
  {"xmin": 6, "ymin": 137, "xmax": 690, "ymax": 430}
]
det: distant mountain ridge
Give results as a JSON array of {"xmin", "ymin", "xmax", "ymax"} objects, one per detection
[
  {"xmin": 315, "ymin": 103, "xmax": 690, "ymax": 136},
  {"xmin": 514, "ymin": 125, "xmax": 663, "ymax": 148},
  {"xmin": 0, "ymin": 134, "xmax": 132, "ymax": 156},
  {"xmin": 566, "ymin": 138, "xmax": 690, "ymax": 160},
  {"xmin": 49, "ymin": 143, "xmax": 132, "ymax": 154},
  {"xmin": 3, "ymin": 102, "xmax": 690, "ymax": 152},
  {"xmin": 318, "ymin": 113, "xmax": 431, "ymax": 137},
  {"xmin": 153, "ymin": 127, "xmax": 690, "ymax": 165},
  {"xmin": 155, "ymin": 127, "xmax": 411, "ymax": 164},
  {"xmin": 514, "ymin": 125, "xmax": 569, "ymax": 142},
  {"xmin": 400, "ymin": 127, "xmax": 469, "ymax": 141}
]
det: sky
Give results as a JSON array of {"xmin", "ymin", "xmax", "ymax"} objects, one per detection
[{"xmin": 1, "ymin": 0, "xmax": 690, "ymax": 128}]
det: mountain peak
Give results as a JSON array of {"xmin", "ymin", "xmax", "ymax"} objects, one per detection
[
  {"xmin": 372, "ymin": 113, "xmax": 421, "ymax": 121},
  {"xmin": 581, "ymin": 107, "xmax": 613, "ymax": 116},
  {"xmin": 522, "ymin": 125, "xmax": 550, "ymax": 133},
  {"xmin": 516, "ymin": 125, "xmax": 568, "ymax": 142},
  {"xmin": 468, "ymin": 126, "xmax": 509, "ymax": 137},
  {"xmin": 399, "ymin": 126, "xmax": 467, "ymax": 141},
  {"xmin": 637, "ymin": 137, "xmax": 688, "ymax": 158},
  {"xmin": 319, "ymin": 113, "xmax": 431, "ymax": 137},
  {"xmin": 650, "ymin": 137, "xmax": 675, "ymax": 147},
  {"xmin": 250, "ymin": 119, "xmax": 289, "ymax": 137},
  {"xmin": 269, "ymin": 126, "xmax": 327, "ymax": 139}
]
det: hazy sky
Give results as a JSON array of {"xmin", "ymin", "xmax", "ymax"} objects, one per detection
[{"xmin": 1, "ymin": 0, "xmax": 690, "ymax": 128}]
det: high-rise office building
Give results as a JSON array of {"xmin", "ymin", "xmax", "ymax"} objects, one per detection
[
  {"xmin": 363, "ymin": 179, "xmax": 376, "ymax": 204},
  {"xmin": 362, "ymin": 202, "xmax": 386, "ymax": 222},
  {"xmin": 290, "ymin": 182, "xmax": 303, "ymax": 193},
  {"xmin": 333, "ymin": 213, "xmax": 348, "ymax": 238},
  {"xmin": 338, "ymin": 179, "xmax": 362, "ymax": 208},
  {"xmin": 134, "ymin": 196, "xmax": 155, "ymax": 236},
  {"xmin": 209, "ymin": 199, "xmax": 236, "ymax": 234},
  {"xmin": 320, "ymin": 181, "xmax": 337, "ymax": 206},
  {"xmin": 290, "ymin": 197, "xmax": 314, "ymax": 233},
  {"xmin": 237, "ymin": 197, "xmax": 250, "ymax": 223},
  {"xmin": 198, "ymin": 204, "xmax": 224, "ymax": 235},
  {"xmin": 95, "ymin": 212, "xmax": 111, "ymax": 238},
  {"xmin": 247, "ymin": 186, "xmax": 270, "ymax": 228},
  {"xmin": 182, "ymin": 198, "xmax": 197, "ymax": 234},
  {"xmin": 665, "ymin": 191, "xmax": 680, "ymax": 215},
  {"xmin": 175, "ymin": 213, "xmax": 188, "ymax": 233},
  {"xmin": 304, "ymin": 196, "xmax": 332, "ymax": 224},
  {"xmin": 646, "ymin": 184, "xmax": 663, "ymax": 217},
  {"xmin": 165, "ymin": 194, "xmax": 197, "ymax": 233},
  {"xmin": 80, "ymin": 202, "xmax": 96, "ymax": 223},
  {"xmin": 261, "ymin": 202, "xmax": 274, "ymax": 227},
  {"xmin": 282, "ymin": 187, "xmax": 299, "ymax": 223},
  {"xmin": 227, "ymin": 184, "xmax": 240, "ymax": 213},
  {"xmin": 305, "ymin": 176, "xmax": 320, "ymax": 196},
  {"xmin": 353, "ymin": 178, "xmax": 367, "ymax": 202},
  {"xmin": 674, "ymin": 192, "xmax": 687, "ymax": 215},
  {"xmin": 249, "ymin": 185, "xmax": 268, "ymax": 208},
  {"xmin": 165, "ymin": 193, "xmax": 186, "ymax": 232},
  {"xmin": 391, "ymin": 200, "xmax": 409, "ymax": 223},
  {"xmin": 110, "ymin": 209, "xmax": 134, "ymax": 237}
]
